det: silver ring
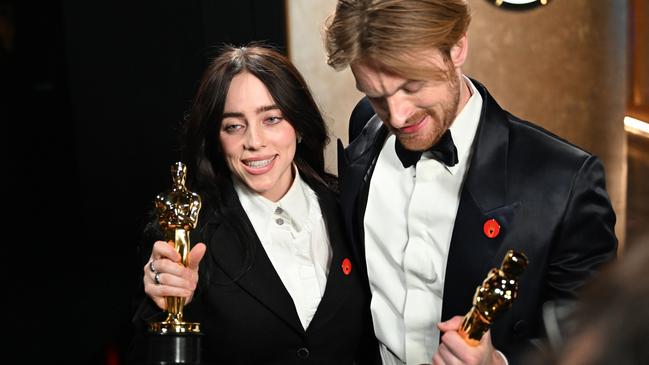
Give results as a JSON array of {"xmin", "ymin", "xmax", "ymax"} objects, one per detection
[
  {"xmin": 154, "ymin": 272, "xmax": 161, "ymax": 285},
  {"xmin": 149, "ymin": 260, "xmax": 156, "ymax": 273}
]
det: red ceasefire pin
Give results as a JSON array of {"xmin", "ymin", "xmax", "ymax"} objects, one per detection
[
  {"xmin": 483, "ymin": 219, "xmax": 501, "ymax": 239},
  {"xmin": 342, "ymin": 258, "xmax": 352, "ymax": 275}
]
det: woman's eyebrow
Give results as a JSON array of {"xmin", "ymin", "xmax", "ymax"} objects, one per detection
[{"xmin": 222, "ymin": 104, "xmax": 280, "ymax": 119}]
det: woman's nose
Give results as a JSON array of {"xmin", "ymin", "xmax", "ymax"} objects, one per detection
[{"xmin": 244, "ymin": 124, "xmax": 265, "ymax": 149}]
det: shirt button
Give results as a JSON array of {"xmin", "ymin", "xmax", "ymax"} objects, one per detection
[
  {"xmin": 275, "ymin": 207, "xmax": 283, "ymax": 215},
  {"xmin": 296, "ymin": 347, "xmax": 310, "ymax": 359},
  {"xmin": 276, "ymin": 218, "xmax": 284, "ymax": 225}
]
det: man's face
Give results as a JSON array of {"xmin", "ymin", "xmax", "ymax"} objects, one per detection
[{"xmin": 351, "ymin": 51, "xmax": 462, "ymax": 151}]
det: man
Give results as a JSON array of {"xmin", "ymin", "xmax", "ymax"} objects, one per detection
[{"xmin": 324, "ymin": 1, "xmax": 617, "ymax": 364}]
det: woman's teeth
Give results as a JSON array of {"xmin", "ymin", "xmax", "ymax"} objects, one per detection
[{"xmin": 245, "ymin": 157, "xmax": 274, "ymax": 168}]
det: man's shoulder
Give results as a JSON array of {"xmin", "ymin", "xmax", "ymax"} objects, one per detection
[
  {"xmin": 473, "ymin": 77, "xmax": 594, "ymax": 165},
  {"xmin": 505, "ymin": 112, "xmax": 594, "ymax": 165},
  {"xmin": 344, "ymin": 113, "xmax": 387, "ymax": 163},
  {"xmin": 349, "ymin": 97, "xmax": 375, "ymax": 142}
]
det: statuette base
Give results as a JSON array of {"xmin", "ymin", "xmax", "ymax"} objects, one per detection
[{"xmin": 149, "ymin": 321, "xmax": 201, "ymax": 334}]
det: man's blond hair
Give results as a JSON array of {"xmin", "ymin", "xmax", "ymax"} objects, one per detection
[{"xmin": 325, "ymin": 0, "xmax": 471, "ymax": 79}]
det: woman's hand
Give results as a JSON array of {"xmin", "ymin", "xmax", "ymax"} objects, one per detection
[{"xmin": 143, "ymin": 241, "xmax": 207, "ymax": 310}]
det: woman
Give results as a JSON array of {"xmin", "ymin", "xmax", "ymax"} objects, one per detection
[{"xmin": 132, "ymin": 45, "xmax": 376, "ymax": 364}]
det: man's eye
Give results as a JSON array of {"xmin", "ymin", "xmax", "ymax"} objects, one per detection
[{"xmin": 403, "ymin": 82, "xmax": 425, "ymax": 94}]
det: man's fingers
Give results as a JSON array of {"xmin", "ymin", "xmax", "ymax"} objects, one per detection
[
  {"xmin": 432, "ymin": 351, "xmax": 445, "ymax": 365},
  {"xmin": 438, "ymin": 326, "xmax": 496, "ymax": 365},
  {"xmin": 438, "ymin": 315, "xmax": 464, "ymax": 332},
  {"xmin": 435, "ymin": 343, "xmax": 460, "ymax": 365},
  {"xmin": 441, "ymin": 328, "xmax": 467, "ymax": 350}
]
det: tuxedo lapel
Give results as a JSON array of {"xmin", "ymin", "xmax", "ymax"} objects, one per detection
[
  {"xmin": 338, "ymin": 115, "xmax": 388, "ymax": 273},
  {"xmin": 202, "ymin": 182, "xmax": 305, "ymax": 336},
  {"xmin": 463, "ymin": 80, "xmax": 510, "ymax": 213},
  {"xmin": 442, "ymin": 80, "xmax": 522, "ymax": 320}
]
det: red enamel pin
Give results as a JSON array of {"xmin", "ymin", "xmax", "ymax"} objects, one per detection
[
  {"xmin": 342, "ymin": 258, "xmax": 352, "ymax": 275},
  {"xmin": 483, "ymin": 219, "xmax": 501, "ymax": 239}
]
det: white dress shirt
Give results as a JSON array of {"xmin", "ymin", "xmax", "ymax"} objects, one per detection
[
  {"xmin": 364, "ymin": 77, "xmax": 483, "ymax": 364},
  {"xmin": 233, "ymin": 167, "xmax": 332, "ymax": 330}
]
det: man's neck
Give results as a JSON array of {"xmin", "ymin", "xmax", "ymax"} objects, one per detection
[{"xmin": 457, "ymin": 73, "xmax": 473, "ymax": 114}]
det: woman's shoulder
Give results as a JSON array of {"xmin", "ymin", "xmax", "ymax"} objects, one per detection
[{"xmin": 305, "ymin": 172, "xmax": 339, "ymax": 198}]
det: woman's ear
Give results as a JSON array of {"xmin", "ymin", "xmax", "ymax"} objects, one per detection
[{"xmin": 451, "ymin": 33, "xmax": 469, "ymax": 67}]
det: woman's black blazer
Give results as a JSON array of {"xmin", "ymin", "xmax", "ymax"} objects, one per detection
[{"xmin": 132, "ymin": 179, "xmax": 378, "ymax": 365}]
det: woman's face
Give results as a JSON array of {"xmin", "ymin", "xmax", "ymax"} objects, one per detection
[{"xmin": 219, "ymin": 72, "xmax": 297, "ymax": 202}]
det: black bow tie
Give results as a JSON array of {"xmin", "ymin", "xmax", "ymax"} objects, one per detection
[{"xmin": 395, "ymin": 129, "xmax": 458, "ymax": 168}]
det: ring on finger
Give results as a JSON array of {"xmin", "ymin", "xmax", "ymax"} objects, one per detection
[
  {"xmin": 149, "ymin": 260, "xmax": 156, "ymax": 273},
  {"xmin": 154, "ymin": 272, "xmax": 161, "ymax": 285}
]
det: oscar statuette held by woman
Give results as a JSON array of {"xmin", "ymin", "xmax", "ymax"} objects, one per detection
[{"xmin": 146, "ymin": 161, "xmax": 204, "ymax": 365}]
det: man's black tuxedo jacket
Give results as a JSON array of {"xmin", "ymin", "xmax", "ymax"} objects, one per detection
[
  {"xmin": 337, "ymin": 79, "xmax": 617, "ymax": 362},
  {"xmin": 133, "ymin": 179, "xmax": 377, "ymax": 365}
]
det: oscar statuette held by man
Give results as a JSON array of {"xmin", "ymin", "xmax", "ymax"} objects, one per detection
[
  {"xmin": 459, "ymin": 250, "xmax": 529, "ymax": 346},
  {"xmin": 145, "ymin": 161, "xmax": 204, "ymax": 365}
]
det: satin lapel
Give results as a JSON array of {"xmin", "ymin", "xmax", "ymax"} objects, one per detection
[
  {"xmin": 463, "ymin": 80, "xmax": 510, "ymax": 213},
  {"xmin": 307, "ymin": 190, "xmax": 354, "ymax": 331},
  {"xmin": 338, "ymin": 115, "xmax": 388, "ymax": 274},
  {"xmin": 442, "ymin": 80, "xmax": 519, "ymax": 321},
  {"xmin": 203, "ymin": 182, "xmax": 304, "ymax": 335}
]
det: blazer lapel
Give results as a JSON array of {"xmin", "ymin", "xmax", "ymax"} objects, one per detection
[
  {"xmin": 306, "ymin": 189, "xmax": 354, "ymax": 331},
  {"xmin": 442, "ymin": 80, "xmax": 521, "ymax": 320},
  {"xmin": 203, "ymin": 181, "xmax": 305, "ymax": 336}
]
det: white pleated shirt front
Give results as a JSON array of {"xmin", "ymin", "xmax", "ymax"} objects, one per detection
[{"xmin": 364, "ymin": 77, "xmax": 482, "ymax": 365}]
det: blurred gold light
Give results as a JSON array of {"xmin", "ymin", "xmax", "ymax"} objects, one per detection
[{"xmin": 624, "ymin": 116, "xmax": 649, "ymax": 137}]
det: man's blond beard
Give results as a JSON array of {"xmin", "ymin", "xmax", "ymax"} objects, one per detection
[{"xmin": 396, "ymin": 78, "xmax": 461, "ymax": 151}]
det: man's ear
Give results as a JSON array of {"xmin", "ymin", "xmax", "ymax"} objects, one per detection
[{"xmin": 451, "ymin": 33, "xmax": 468, "ymax": 67}]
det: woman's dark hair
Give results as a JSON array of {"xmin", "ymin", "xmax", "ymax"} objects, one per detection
[{"xmin": 182, "ymin": 44, "xmax": 330, "ymax": 206}]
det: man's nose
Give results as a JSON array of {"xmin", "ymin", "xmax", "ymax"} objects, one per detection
[{"xmin": 385, "ymin": 94, "xmax": 412, "ymax": 128}]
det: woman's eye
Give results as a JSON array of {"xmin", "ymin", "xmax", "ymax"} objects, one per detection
[
  {"xmin": 223, "ymin": 124, "xmax": 243, "ymax": 133},
  {"xmin": 265, "ymin": 116, "xmax": 284, "ymax": 125}
]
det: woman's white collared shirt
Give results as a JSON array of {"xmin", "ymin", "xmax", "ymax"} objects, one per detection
[{"xmin": 233, "ymin": 168, "xmax": 332, "ymax": 330}]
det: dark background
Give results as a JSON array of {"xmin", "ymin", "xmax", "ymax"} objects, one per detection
[{"xmin": 3, "ymin": 1, "xmax": 286, "ymax": 364}]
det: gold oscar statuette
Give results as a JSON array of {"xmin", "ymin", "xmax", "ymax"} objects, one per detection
[
  {"xmin": 458, "ymin": 250, "xmax": 528, "ymax": 346},
  {"xmin": 149, "ymin": 161, "xmax": 202, "ymax": 334}
]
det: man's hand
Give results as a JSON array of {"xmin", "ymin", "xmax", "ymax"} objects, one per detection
[{"xmin": 433, "ymin": 316, "xmax": 507, "ymax": 365}]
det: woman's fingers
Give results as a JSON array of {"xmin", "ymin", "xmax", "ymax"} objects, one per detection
[
  {"xmin": 143, "ymin": 241, "xmax": 205, "ymax": 309},
  {"xmin": 188, "ymin": 243, "xmax": 207, "ymax": 271}
]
